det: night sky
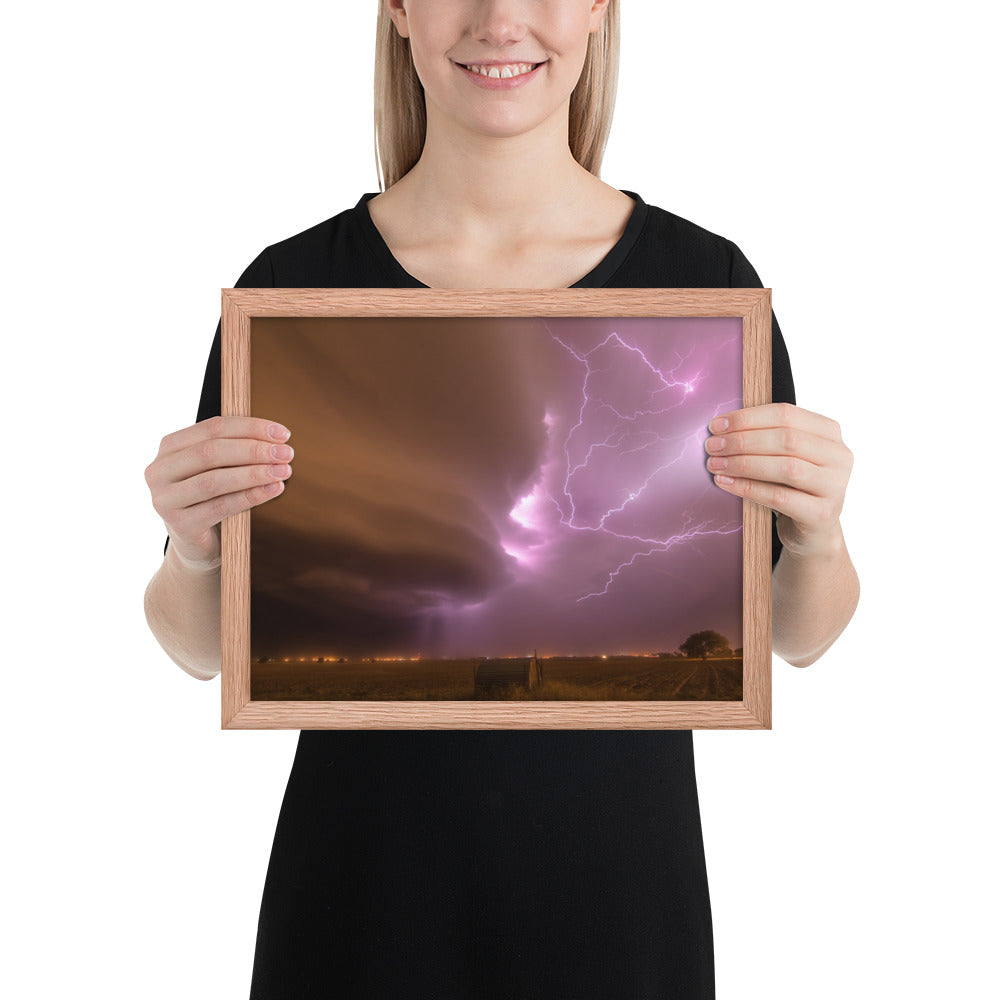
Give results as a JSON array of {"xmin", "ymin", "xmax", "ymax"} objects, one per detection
[{"xmin": 249, "ymin": 316, "xmax": 743, "ymax": 660}]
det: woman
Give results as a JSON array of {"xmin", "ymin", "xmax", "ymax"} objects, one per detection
[{"xmin": 145, "ymin": 2, "xmax": 859, "ymax": 995}]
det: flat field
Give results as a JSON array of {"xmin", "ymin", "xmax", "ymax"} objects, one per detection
[{"xmin": 250, "ymin": 655, "xmax": 742, "ymax": 701}]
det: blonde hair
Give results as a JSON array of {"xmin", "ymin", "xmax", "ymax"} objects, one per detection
[{"xmin": 373, "ymin": 1, "xmax": 620, "ymax": 190}]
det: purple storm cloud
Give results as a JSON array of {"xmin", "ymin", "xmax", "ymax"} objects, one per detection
[{"xmin": 249, "ymin": 315, "xmax": 744, "ymax": 660}]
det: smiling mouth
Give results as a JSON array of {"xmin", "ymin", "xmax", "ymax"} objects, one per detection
[{"xmin": 457, "ymin": 61, "xmax": 545, "ymax": 79}]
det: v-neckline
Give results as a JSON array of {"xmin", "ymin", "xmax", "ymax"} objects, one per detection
[{"xmin": 355, "ymin": 189, "xmax": 648, "ymax": 290}]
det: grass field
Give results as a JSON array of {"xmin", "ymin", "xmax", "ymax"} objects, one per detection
[{"xmin": 250, "ymin": 655, "xmax": 742, "ymax": 701}]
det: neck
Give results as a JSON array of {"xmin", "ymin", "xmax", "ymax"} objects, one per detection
[{"xmin": 394, "ymin": 100, "xmax": 596, "ymax": 243}]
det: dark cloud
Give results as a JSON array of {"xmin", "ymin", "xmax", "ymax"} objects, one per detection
[{"xmin": 247, "ymin": 316, "xmax": 744, "ymax": 658}]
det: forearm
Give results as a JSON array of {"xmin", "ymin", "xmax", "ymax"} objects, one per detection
[
  {"xmin": 771, "ymin": 525, "xmax": 859, "ymax": 668},
  {"xmin": 143, "ymin": 543, "xmax": 223, "ymax": 680}
]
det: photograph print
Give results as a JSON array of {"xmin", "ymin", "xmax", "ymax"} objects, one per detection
[{"xmin": 247, "ymin": 309, "xmax": 748, "ymax": 704}]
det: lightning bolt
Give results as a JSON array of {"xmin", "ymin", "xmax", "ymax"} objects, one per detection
[{"xmin": 509, "ymin": 322, "xmax": 742, "ymax": 602}]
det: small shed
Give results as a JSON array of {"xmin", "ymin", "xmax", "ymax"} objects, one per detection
[{"xmin": 473, "ymin": 655, "xmax": 543, "ymax": 698}]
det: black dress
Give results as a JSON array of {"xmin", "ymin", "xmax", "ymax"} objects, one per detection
[{"xmin": 187, "ymin": 191, "xmax": 795, "ymax": 999}]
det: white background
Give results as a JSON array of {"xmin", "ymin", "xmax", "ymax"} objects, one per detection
[{"xmin": 4, "ymin": 1, "xmax": 997, "ymax": 996}]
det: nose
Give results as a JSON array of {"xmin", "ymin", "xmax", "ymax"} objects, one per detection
[{"xmin": 470, "ymin": 0, "xmax": 529, "ymax": 48}]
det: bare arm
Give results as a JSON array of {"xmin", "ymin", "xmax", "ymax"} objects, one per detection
[
  {"xmin": 771, "ymin": 524, "xmax": 859, "ymax": 667},
  {"xmin": 144, "ymin": 545, "xmax": 224, "ymax": 680},
  {"xmin": 143, "ymin": 415, "xmax": 294, "ymax": 679},
  {"xmin": 705, "ymin": 402, "xmax": 859, "ymax": 667}
]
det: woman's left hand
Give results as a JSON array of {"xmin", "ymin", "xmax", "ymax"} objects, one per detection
[{"xmin": 705, "ymin": 402, "xmax": 854, "ymax": 560}]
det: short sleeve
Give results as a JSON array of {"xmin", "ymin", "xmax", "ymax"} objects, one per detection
[
  {"xmin": 163, "ymin": 248, "xmax": 275, "ymax": 555},
  {"xmin": 727, "ymin": 240, "xmax": 796, "ymax": 569},
  {"xmin": 195, "ymin": 248, "xmax": 276, "ymax": 423}
]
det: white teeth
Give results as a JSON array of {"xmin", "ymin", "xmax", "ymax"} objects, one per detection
[{"xmin": 463, "ymin": 62, "xmax": 537, "ymax": 79}]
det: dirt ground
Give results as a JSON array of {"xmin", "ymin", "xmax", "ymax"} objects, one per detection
[{"xmin": 250, "ymin": 655, "xmax": 742, "ymax": 701}]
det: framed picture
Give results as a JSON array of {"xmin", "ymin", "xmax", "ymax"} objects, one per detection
[{"xmin": 220, "ymin": 288, "xmax": 772, "ymax": 730}]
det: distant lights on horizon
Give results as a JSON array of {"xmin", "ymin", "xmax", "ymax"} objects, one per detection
[{"xmin": 256, "ymin": 650, "xmax": 685, "ymax": 663}]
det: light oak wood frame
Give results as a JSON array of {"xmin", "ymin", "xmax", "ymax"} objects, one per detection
[{"xmin": 221, "ymin": 288, "xmax": 772, "ymax": 730}]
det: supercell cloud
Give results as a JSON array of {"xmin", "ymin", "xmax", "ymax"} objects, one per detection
[{"xmin": 249, "ymin": 316, "xmax": 743, "ymax": 659}]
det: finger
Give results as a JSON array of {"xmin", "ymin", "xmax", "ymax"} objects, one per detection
[
  {"xmin": 706, "ymin": 453, "xmax": 834, "ymax": 498},
  {"xmin": 711, "ymin": 473, "xmax": 823, "ymax": 525},
  {"xmin": 705, "ymin": 426, "xmax": 847, "ymax": 467},
  {"xmin": 156, "ymin": 416, "xmax": 290, "ymax": 460},
  {"xmin": 166, "ymin": 479, "xmax": 287, "ymax": 542},
  {"xmin": 710, "ymin": 403, "xmax": 843, "ymax": 444},
  {"xmin": 157, "ymin": 461, "xmax": 292, "ymax": 516},
  {"xmin": 151, "ymin": 436, "xmax": 294, "ymax": 490}
]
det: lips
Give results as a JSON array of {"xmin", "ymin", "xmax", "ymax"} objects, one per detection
[
  {"xmin": 459, "ymin": 61, "xmax": 542, "ymax": 78},
  {"xmin": 455, "ymin": 60, "xmax": 547, "ymax": 90}
]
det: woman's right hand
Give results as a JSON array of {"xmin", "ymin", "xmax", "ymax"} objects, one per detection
[{"xmin": 145, "ymin": 416, "xmax": 294, "ymax": 572}]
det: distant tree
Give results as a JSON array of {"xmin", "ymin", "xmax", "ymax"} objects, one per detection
[{"xmin": 679, "ymin": 630, "xmax": 730, "ymax": 660}]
